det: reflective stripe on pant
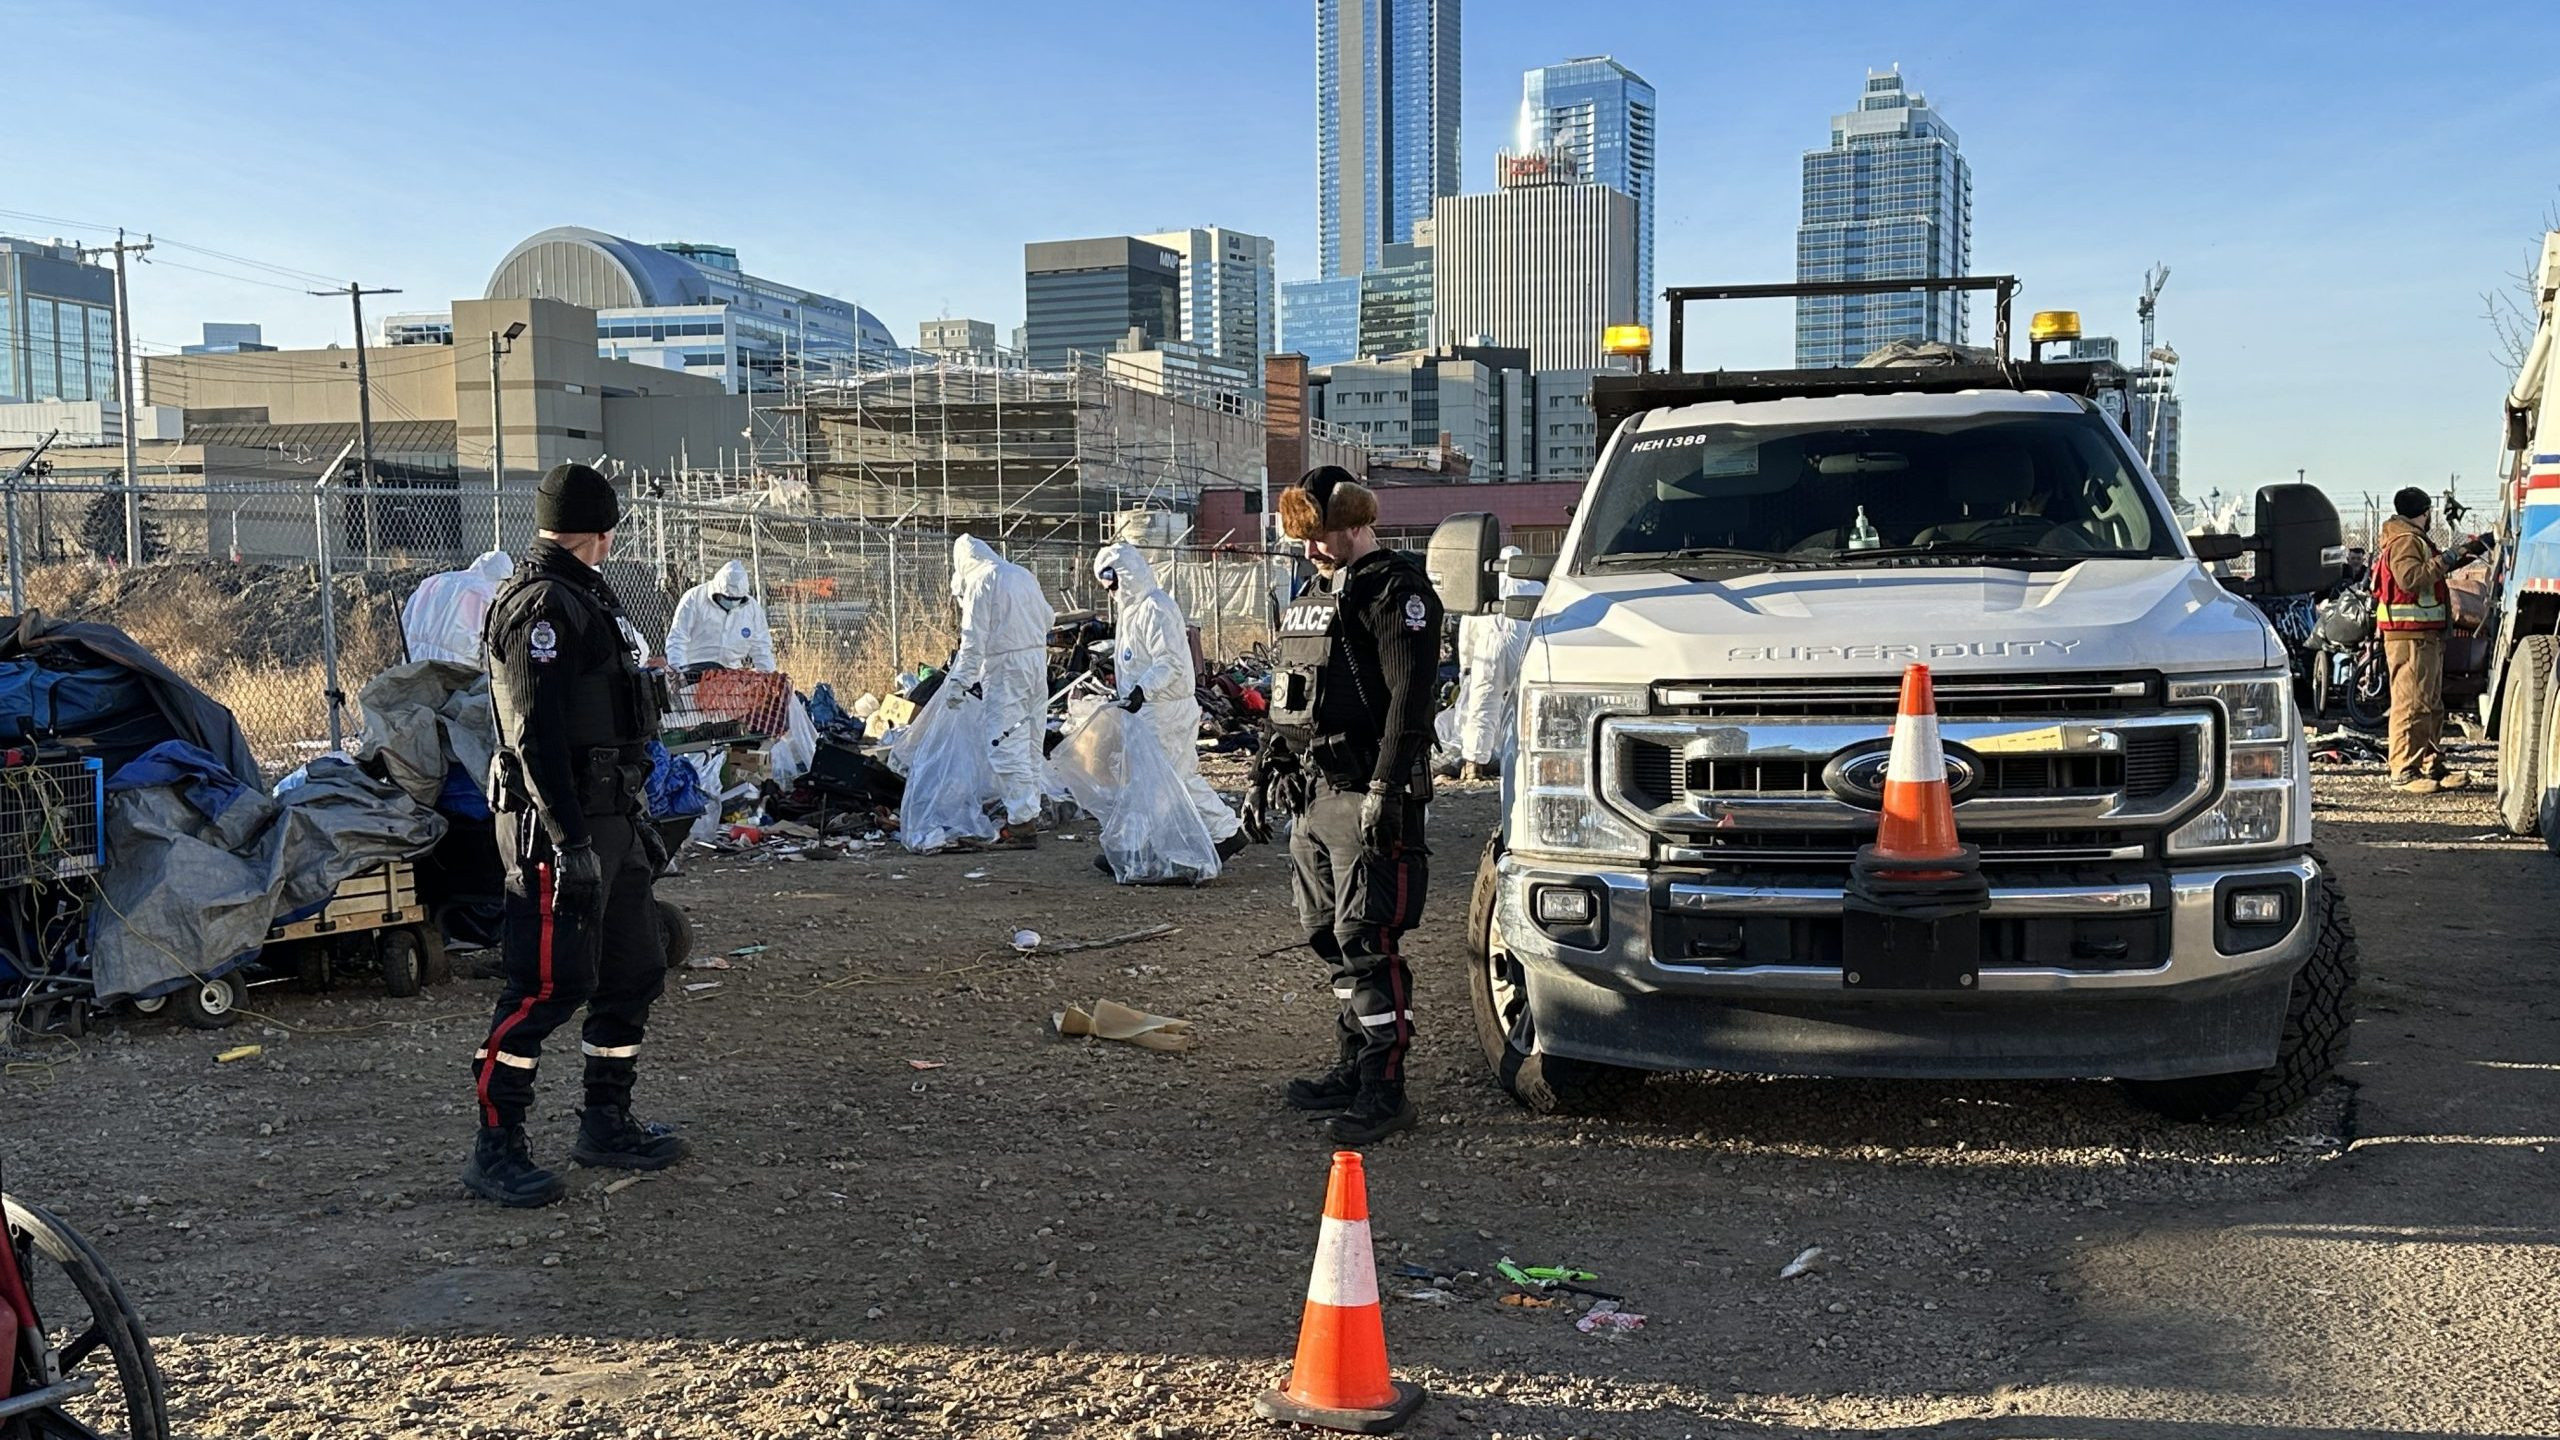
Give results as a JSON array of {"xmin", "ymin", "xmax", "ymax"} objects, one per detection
[
  {"xmin": 1289, "ymin": 783, "xmax": 1428, "ymax": 1084},
  {"xmin": 473, "ymin": 809, "xmax": 668, "ymax": 1127},
  {"xmin": 2384, "ymin": 633, "xmax": 2447, "ymax": 782}
]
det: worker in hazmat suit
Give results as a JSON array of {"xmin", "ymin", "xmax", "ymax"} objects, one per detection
[
  {"xmin": 943, "ymin": 534, "xmax": 1055, "ymax": 848},
  {"xmin": 664, "ymin": 560, "xmax": 775, "ymax": 680},
  {"xmin": 1092, "ymin": 541, "xmax": 1246, "ymax": 874},
  {"xmin": 402, "ymin": 551, "xmax": 514, "ymax": 666},
  {"xmin": 1451, "ymin": 548, "xmax": 1539, "ymax": 781}
]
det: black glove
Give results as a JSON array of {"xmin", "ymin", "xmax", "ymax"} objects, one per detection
[
  {"xmin": 2460, "ymin": 534, "xmax": 2491, "ymax": 562},
  {"xmin": 1359, "ymin": 783, "xmax": 1405, "ymax": 857},
  {"xmin": 637, "ymin": 819, "xmax": 672, "ymax": 876},
  {"xmin": 1122, "ymin": 685, "xmax": 1147, "ymax": 714},
  {"xmin": 682, "ymin": 663, "xmax": 721, "ymax": 684},
  {"xmin": 552, "ymin": 839, "xmax": 604, "ymax": 915}
]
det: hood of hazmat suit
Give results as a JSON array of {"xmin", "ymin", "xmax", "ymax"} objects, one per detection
[
  {"xmin": 1454, "ymin": 549, "xmax": 1542, "ymax": 766},
  {"xmin": 401, "ymin": 550, "xmax": 514, "ymax": 667},
  {"xmin": 1093, "ymin": 540, "xmax": 1239, "ymax": 842},
  {"xmin": 945, "ymin": 534, "xmax": 1056, "ymax": 827},
  {"xmin": 666, "ymin": 559, "xmax": 775, "ymax": 672}
]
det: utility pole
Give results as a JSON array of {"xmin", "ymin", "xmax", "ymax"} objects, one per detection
[
  {"xmin": 79, "ymin": 232, "xmax": 155, "ymax": 563},
  {"xmin": 489, "ymin": 320, "xmax": 525, "ymax": 552},
  {"xmin": 312, "ymin": 281, "xmax": 401, "ymax": 564}
]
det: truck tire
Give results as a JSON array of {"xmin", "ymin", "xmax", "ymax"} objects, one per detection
[
  {"xmin": 2496, "ymin": 635, "xmax": 2554, "ymax": 835},
  {"xmin": 1465, "ymin": 840, "xmax": 1646, "ymax": 1116},
  {"xmin": 2122, "ymin": 860, "xmax": 2357, "ymax": 1124}
]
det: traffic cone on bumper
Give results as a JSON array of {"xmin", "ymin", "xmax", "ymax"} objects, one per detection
[
  {"xmin": 1253, "ymin": 1150, "xmax": 1426, "ymax": 1434},
  {"xmin": 1872, "ymin": 663, "xmax": 1965, "ymax": 874},
  {"xmin": 1843, "ymin": 663, "xmax": 1990, "ymax": 991}
]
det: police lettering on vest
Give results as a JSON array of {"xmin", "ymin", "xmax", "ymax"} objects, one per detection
[{"xmin": 1269, "ymin": 584, "xmax": 1341, "ymax": 742}]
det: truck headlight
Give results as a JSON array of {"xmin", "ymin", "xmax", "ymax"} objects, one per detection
[
  {"xmin": 1509, "ymin": 684, "xmax": 1648, "ymax": 862},
  {"xmin": 2168, "ymin": 675, "xmax": 2307, "ymax": 855}
]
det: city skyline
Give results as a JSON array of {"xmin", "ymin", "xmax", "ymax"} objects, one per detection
[
  {"xmin": 1520, "ymin": 56, "xmax": 1657, "ymax": 329},
  {"xmin": 8, "ymin": 2, "xmax": 2558, "ymax": 503}
]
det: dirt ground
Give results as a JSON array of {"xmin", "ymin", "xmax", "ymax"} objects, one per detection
[{"xmin": 6, "ymin": 740, "xmax": 2557, "ymax": 1440}]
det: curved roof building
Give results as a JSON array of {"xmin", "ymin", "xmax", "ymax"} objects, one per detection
[{"xmin": 486, "ymin": 226, "xmax": 902, "ymax": 389}]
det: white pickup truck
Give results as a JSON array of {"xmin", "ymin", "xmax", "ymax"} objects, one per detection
[{"xmin": 1430, "ymin": 279, "xmax": 2358, "ymax": 1124}]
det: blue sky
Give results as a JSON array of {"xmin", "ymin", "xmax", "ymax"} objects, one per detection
[{"xmin": 12, "ymin": 1, "xmax": 2559, "ymax": 508}]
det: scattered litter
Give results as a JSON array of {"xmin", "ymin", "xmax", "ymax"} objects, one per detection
[
  {"xmin": 1040, "ymin": 923, "xmax": 1180, "ymax": 956},
  {"xmin": 1576, "ymin": 1300, "xmax": 1647, "ymax": 1336},
  {"xmin": 1051, "ymin": 998, "xmax": 1198, "ymax": 1052},
  {"xmin": 1498, "ymin": 1293, "xmax": 1557, "ymax": 1310},
  {"xmin": 727, "ymin": 945, "xmax": 767, "ymax": 957},
  {"xmin": 683, "ymin": 981, "xmax": 722, "ymax": 993},
  {"xmin": 686, "ymin": 956, "xmax": 735, "ymax": 970},
  {"xmin": 215, "ymin": 1045, "xmax": 263, "ymax": 1063},
  {"xmin": 603, "ymin": 1175, "xmax": 652, "ymax": 1196},
  {"xmin": 964, "ymin": 869, "xmax": 992, "ymax": 880},
  {"xmin": 907, "ymin": 1060, "xmax": 947, "ymax": 1071},
  {"xmin": 1392, "ymin": 1264, "xmax": 1442, "ymax": 1280},
  {"xmin": 1779, "ymin": 1246, "xmax": 1825, "ymax": 1280},
  {"xmin": 1500, "ymin": 1259, "xmax": 1598, "ymax": 1285},
  {"xmin": 1393, "ymin": 1288, "xmax": 1450, "ymax": 1304},
  {"xmin": 1012, "ymin": 930, "xmax": 1042, "ymax": 953}
]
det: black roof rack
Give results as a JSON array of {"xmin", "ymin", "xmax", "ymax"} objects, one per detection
[{"xmin": 1593, "ymin": 276, "xmax": 2128, "ymax": 429}]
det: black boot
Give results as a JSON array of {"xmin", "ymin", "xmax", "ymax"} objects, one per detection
[
  {"xmin": 1322, "ymin": 1083, "xmax": 1419, "ymax": 1145},
  {"xmin": 1215, "ymin": 831, "xmax": 1249, "ymax": 862},
  {"xmin": 570, "ymin": 1104, "xmax": 692, "ymax": 1170},
  {"xmin": 1284, "ymin": 1064, "xmax": 1361, "ymax": 1112},
  {"xmin": 462, "ymin": 1125, "xmax": 567, "ymax": 1208}
]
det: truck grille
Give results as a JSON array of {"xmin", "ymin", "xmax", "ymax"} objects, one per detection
[
  {"xmin": 1653, "ymin": 672, "xmax": 2160, "ymax": 719},
  {"xmin": 1662, "ymin": 828, "xmax": 2149, "ymax": 870},
  {"xmin": 1635, "ymin": 730, "xmax": 2187, "ymax": 805}
]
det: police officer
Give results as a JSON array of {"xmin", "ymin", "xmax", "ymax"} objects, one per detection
[
  {"xmin": 464, "ymin": 462, "xmax": 689, "ymax": 1208},
  {"xmin": 1242, "ymin": 466, "xmax": 1441, "ymax": 1145}
]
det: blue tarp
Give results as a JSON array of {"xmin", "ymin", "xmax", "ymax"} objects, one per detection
[
  {"xmin": 104, "ymin": 738, "xmax": 249, "ymax": 818},
  {"xmin": 646, "ymin": 740, "xmax": 705, "ymax": 819}
]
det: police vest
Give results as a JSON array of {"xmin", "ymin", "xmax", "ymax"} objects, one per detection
[
  {"xmin": 1267, "ymin": 582, "xmax": 1341, "ymax": 744},
  {"xmin": 2373, "ymin": 543, "xmax": 2448, "ymax": 632},
  {"xmin": 488, "ymin": 578, "xmax": 663, "ymax": 764}
]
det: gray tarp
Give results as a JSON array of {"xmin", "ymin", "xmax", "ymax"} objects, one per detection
[
  {"xmin": 355, "ymin": 660, "xmax": 494, "ymax": 804},
  {"xmin": 92, "ymin": 757, "xmax": 446, "ymax": 1002}
]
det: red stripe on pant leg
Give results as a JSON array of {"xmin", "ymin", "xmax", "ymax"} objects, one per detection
[
  {"xmin": 477, "ymin": 864, "xmax": 558, "ymax": 1128},
  {"xmin": 1382, "ymin": 841, "xmax": 1412, "ymax": 1081}
]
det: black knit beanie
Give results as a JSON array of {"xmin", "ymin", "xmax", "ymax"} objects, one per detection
[
  {"xmin": 2392, "ymin": 487, "xmax": 2431, "ymax": 520},
  {"xmin": 536, "ymin": 462, "xmax": 620, "ymax": 533}
]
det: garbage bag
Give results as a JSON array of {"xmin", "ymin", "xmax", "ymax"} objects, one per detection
[
  {"xmin": 354, "ymin": 661, "xmax": 495, "ymax": 806},
  {"xmin": 646, "ymin": 740, "xmax": 707, "ymax": 819},
  {"xmin": 771, "ymin": 693, "xmax": 818, "ymax": 785},
  {"xmin": 895, "ymin": 680, "xmax": 1001, "ymax": 853},
  {"xmin": 1046, "ymin": 707, "xmax": 1220, "ymax": 885}
]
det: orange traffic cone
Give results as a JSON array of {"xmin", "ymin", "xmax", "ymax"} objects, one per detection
[
  {"xmin": 1871, "ymin": 663, "xmax": 1963, "ymax": 874},
  {"xmin": 1253, "ymin": 1150, "xmax": 1426, "ymax": 1434}
]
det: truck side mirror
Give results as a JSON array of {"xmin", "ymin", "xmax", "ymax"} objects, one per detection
[
  {"xmin": 1425, "ymin": 512, "xmax": 1502, "ymax": 615},
  {"xmin": 2186, "ymin": 533, "xmax": 2247, "ymax": 563},
  {"xmin": 2252, "ymin": 483, "xmax": 2347, "ymax": 595}
]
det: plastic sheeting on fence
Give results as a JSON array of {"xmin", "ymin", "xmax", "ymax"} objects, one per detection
[
  {"xmin": 1046, "ymin": 706, "xmax": 1221, "ymax": 886},
  {"xmin": 91, "ymin": 744, "xmax": 446, "ymax": 1002},
  {"xmin": 354, "ymin": 660, "xmax": 496, "ymax": 806},
  {"xmin": 893, "ymin": 680, "xmax": 1001, "ymax": 854}
]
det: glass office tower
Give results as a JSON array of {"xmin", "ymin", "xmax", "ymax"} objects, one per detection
[
  {"xmin": 1316, "ymin": 0, "xmax": 1461, "ymax": 278},
  {"xmin": 1794, "ymin": 70, "xmax": 1972, "ymax": 369},
  {"xmin": 1521, "ymin": 57, "xmax": 1656, "ymax": 325}
]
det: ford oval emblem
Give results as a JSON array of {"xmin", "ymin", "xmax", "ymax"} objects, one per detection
[{"xmin": 1822, "ymin": 739, "xmax": 1983, "ymax": 809}]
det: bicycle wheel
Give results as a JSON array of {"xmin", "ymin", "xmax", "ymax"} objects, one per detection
[{"xmin": 4, "ymin": 1195, "xmax": 169, "ymax": 1440}]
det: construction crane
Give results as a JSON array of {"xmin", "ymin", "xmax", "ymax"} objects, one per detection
[
  {"xmin": 2137, "ymin": 264, "xmax": 2170, "ymax": 359},
  {"xmin": 2134, "ymin": 264, "xmax": 2176, "ymax": 478}
]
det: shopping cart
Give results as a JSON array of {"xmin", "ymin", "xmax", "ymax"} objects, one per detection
[{"xmin": 0, "ymin": 754, "xmax": 104, "ymax": 1040}]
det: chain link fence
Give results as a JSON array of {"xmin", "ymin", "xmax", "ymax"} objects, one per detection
[{"xmin": 4, "ymin": 476, "xmax": 1292, "ymax": 781}]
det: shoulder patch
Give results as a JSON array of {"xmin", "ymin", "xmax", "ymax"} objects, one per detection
[
  {"xmin": 1402, "ymin": 594, "xmax": 1430, "ymax": 631},
  {"xmin": 529, "ymin": 620, "xmax": 559, "ymax": 663}
]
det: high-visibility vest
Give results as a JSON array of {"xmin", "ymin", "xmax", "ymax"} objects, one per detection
[{"xmin": 2373, "ymin": 540, "xmax": 2448, "ymax": 632}]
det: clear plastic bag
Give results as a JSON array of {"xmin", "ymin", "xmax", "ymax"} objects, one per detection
[
  {"xmin": 770, "ymin": 692, "xmax": 818, "ymax": 784},
  {"xmin": 1047, "ymin": 707, "xmax": 1220, "ymax": 885},
  {"xmin": 895, "ymin": 681, "xmax": 1002, "ymax": 853}
]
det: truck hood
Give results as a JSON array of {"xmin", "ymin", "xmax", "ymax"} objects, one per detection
[{"xmin": 1527, "ymin": 560, "xmax": 2279, "ymax": 686}]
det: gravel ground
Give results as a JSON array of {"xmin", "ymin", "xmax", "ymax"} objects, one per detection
[{"xmin": 5, "ymin": 741, "xmax": 2555, "ymax": 1439}]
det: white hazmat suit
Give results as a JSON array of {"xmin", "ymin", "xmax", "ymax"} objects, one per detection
[
  {"xmin": 665, "ymin": 560, "xmax": 775, "ymax": 673},
  {"xmin": 401, "ymin": 550, "xmax": 513, "ymax": 666},
  {"xmin": 1096, "ymin": 541, "xmax": 1241, "ymax": 842},
  {"xmin": 1453, "ymin": 556, "xmax": 1540, "ymax": 769},
  {"xmin": 948, "ymin": 535, "xmax": 1056, "ymax": 827}
]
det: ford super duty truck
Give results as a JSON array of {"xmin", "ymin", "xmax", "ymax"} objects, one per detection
[{"xmin": 1429, "ymin": 277, "xmax": 2359, "ymax": 1124}]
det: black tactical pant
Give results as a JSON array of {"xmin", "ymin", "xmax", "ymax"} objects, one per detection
[
  {"xmin": 473, "ymin": 805, "xmax": 665, "ymax": 1129},
  {"xmin": 1289, "ymin": 781, "xmax": 1429, "ymax": 1087}
]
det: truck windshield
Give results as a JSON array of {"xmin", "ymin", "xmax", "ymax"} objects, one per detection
[{"xmin": 1578, "ymin": 407, "xmax": 2180, "ymax": 571}]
